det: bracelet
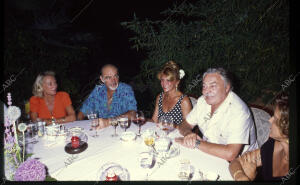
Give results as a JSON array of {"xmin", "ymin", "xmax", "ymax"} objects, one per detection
[{"xmin": 233, "ymin": 170, "xmax": 243, "ymax": 179}]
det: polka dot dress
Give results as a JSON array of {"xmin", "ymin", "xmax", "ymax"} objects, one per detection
[{"xmin": 158, "ymin": 92, "xmax": 186, "ymax": 125}]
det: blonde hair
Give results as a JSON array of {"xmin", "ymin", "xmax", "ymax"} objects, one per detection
[
  {"xmin": 274, "ymin": 94, "xmax": 289, "ymax": 136},
  {"xmin": 32, "ymin": 71, "xmax": 56, "ymax": 97},
  {"xmin": 157, "ymin": 61, "xmax": 180, "ymax": 81}
]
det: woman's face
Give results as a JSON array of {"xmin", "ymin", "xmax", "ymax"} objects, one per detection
[
  {"xmin": 269, "ymin": 106, "xmax": 286, "ymax": 140},
  {"xmin": 42, "ymin": 75, "xmax": 57, "ymax": 96},
  {"xmin": 160, "ymin": 74, "xmax": 179, "ymax": 93}
]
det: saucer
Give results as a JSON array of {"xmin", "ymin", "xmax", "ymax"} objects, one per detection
[{"xmin": 64, "ymin": 141, "xmax": 88, "ymax": 154}]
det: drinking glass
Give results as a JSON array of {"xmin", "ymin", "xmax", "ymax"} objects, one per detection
[
  {"xmin": 133, "ymin": 111, "xmax": 146, "ymax": 136},
  {"xmin": 158, "ymin": 115, "xmax": 175, "ymax": 136},
  {"xmin": 26, "ymin": 122, "xmax": 39, "ymax": 144},
  {"xmin": 142, "ymin": 130, "xmax": 156, "ymax": 152},
  {"xmin": 110, "ymin": 117, "xmax": 119, "ymax": 137},
  {"xmin": 178, "ymin": 159, "xmax": 191, "ymax": 180},
  {"xmin": 118, "ymin": 117, "xmax": 129, "ymax": 132},
  {"xmin": 139, "ymin": 152, "xmax": 155, "ymax": 180},
  {"xmin": 89, "ymin": 113, "xmax": 99, "ymax": 137}
]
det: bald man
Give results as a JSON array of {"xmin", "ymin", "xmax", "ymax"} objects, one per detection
[{"xmin": 77, "ymin": 64, "xmax": 137, "ymax": 129}]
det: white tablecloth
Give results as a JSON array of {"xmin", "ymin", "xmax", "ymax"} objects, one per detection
[{"xmin": 29, "ymin": 120, "xmax": 233, "ymax": 181}]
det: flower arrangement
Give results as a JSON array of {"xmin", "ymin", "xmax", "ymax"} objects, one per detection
[
  {"xmin": 14, "ymin": 159, "xmax": 46, "ymax": 181},
  {"xmin": 3, "ymin": 93, "xmax": 49, "ymax": 181}
]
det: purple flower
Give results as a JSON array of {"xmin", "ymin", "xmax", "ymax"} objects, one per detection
[{"xmin": 14, "ymin": 159, "xmax": 46, "ymax": 181}]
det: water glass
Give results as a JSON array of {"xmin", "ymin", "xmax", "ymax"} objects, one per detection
[
  {"xmin": 90, "ymin": 113, "xmax": 99, "ymax": 137},
  {"xmin": 178, "ymin": 159, "xmax": 191, "ymax": 180},
  {"xmin": 118, "ymin": 117, "xmax": 129, "ymax": 132},
  {"xmin": 139, "ymin": 152, "xmax": 155, "ymax": 180},
  {"xmin": 110, "ymin": 117, "xmax": 119, "ymax": 137}
]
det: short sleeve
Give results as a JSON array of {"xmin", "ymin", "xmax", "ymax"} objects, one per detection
[
  {"xmin": 186, "ymin": 97, "xmax": 203, "ymax": 126},
  {"xmin": 123, "ymin": 85, "xmax": 137, "ymax": 111},
  {"xmin": 80, "ymin": 87, "xmax": 98, "ymax": 115},
  {"xmin": 29, "ymin": 96, "xmax": 40, "ymax": 113},
  {"xmin": 226, "ymin": 112, "xmax": 252, "ymax": 144}
]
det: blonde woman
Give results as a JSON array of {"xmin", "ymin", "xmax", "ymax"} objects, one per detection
[
  {"xmin": 30, "ymin": 71, "xmax": 76, "ymax": 125},
  {"xmin": 229, "ymin": 94, "xmax": 289, "ymax": 181},
  {"xmin": 151, "ymin": 61, "xmax": 192, "ymax": 126}
]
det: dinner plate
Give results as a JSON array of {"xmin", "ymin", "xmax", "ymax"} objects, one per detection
[{"xmin": 99, "ymin": 162, "xmax": 130, "ymax": 181}]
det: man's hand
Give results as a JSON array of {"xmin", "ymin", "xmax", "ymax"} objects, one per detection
[
  {"xmin": 175, "ymin": 133, "xmax": 202, "ymax": 149},
  {"xmin": 96, "ymin": 118, "xmax": 109, "ymax": 130}
]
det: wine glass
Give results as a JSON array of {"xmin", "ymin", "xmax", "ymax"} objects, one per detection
[
  {"xmin": 87, "ymin": 111, "xmax": 95, "ymax": 130},
  {"xmin": 158, "ymin": 115, "xmax": 175, "ymax": 137},
  {"xmin": 118, "ymin": 117, "xmax": 129, "ymax": 132},
  {"xmin": 133, "ymin": 111, "xmax": 146, "ymax": 136},
  {"xmin": 110, "ymin": 117, "xmax": 119, "ymax": 137},
  {"xmin": 139, "ymin": 152, "xmax": 155, "ymax": 180},
  {"xmin": 142, "ymin": 130, "xmax": 156, "ymax": 152},
  {"xmin": 89, "ymin": 113, "xmax": 99, "ymax": 137}
]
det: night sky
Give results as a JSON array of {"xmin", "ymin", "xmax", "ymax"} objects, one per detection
[{"xmin": 71, "ymin": 0, "xmax": 178, "ymax": 77}]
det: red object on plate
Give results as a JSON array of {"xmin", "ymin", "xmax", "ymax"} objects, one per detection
[
  {"xmin": 71, "ymin": 136, "xmax": 80, "ymax": 148},
  {"xmin": 105, "ymin": 169, "xmax": 118, "ymax": 181}
]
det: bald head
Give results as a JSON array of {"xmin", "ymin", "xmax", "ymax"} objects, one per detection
[{"xmin": 101, "ymin": 64, "xmax": 118, "ymax": 76}]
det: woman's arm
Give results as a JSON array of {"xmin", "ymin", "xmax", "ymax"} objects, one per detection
[
  {"xmin": 229, "ymin": 149, "xmax": 262, "ymax": 181},
  {"xmin": 61, "ymin": 105, "xmax": 76, "ymax": 123},
  {"xmin": 151, "ymin": 95, "xmax": 160, "ymax": 123},
  {"xmin": 181, "ymin": 96, "xmax": 192, "ymax": 120}
]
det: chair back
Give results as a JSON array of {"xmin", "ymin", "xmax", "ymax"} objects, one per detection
[
  {"xmin": 250, "ymin": 107, "xmax": 271, "ymax": 147},
  {"xmin": 189, "ymin": 96, "xmax": 197, "ymax": 107}
]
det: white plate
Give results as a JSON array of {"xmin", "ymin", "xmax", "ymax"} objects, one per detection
[{"xmin": 120, "ymin": 131, "xmax": 136, "ymax": 141}]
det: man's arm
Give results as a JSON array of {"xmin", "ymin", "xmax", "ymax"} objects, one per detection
[
  {"xmin": 77, "ymin": 111, "xmax": 85, "ymax": 120},
  {"xmin": 178, "ymin": 119, "xmax": 194, "ymax": 136},
  {"xmin": 197, "ymin": 142, "xmax": 243, "ymax": 162}
]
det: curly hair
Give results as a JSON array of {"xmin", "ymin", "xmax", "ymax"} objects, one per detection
[
  {"xmin": 274, "ymin": 94, "xmax": 289, "ymax": 136},
  {"xmin": 32, "ymin": 71, "xmax": 56, "ymax": 98},
  {"xmin": 157, "ymin": 61, "xmax": 180, "ymax": 81}
]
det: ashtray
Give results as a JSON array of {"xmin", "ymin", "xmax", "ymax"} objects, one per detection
[{"xmin": 64, "ymin": 141, "xmax": 88, "ymax": 154}]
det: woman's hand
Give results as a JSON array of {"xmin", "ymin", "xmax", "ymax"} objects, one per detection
[{"xmin": 239, "ymin": 152, "xmax": 258, "ymax": 180}]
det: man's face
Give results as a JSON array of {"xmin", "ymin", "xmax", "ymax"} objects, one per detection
[
  {"xmin": 100, "ymin": 66, "xmax": 119, "ymax": 91},
  {"xmin": 202, "ymin": 73, "xmax": 230, "ymax": 109}
]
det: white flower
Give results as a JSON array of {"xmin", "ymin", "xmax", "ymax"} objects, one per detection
[
  {"xmin": 179, "ymin": 69, "xmax": 185, "ymax": 79},
  {"xmin": 7, "ymin": 106, "xmax": 21, "ymax": 121},
  {"xmin": 18, "ymin": 123, "xmax": 27, "ymax": 132}
]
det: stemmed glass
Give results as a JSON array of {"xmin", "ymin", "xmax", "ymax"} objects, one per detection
[
  {"xmin": 110, "ymin": 117, "xmax": 119, "ymax": 137},
  {"xmin": 142, "ymin": 130, "xmax": 156, "ymax": 152},
  {"xmin": 139, "ymin": 152, "xmax": 155, "ymax": 180},
  {"xmin": 118, "ymin": 117, "xmax": 129, "ymax": 132},
  {"xmin": 88, "ymin": 112, "xmax": 99, "ymax": 137},
  {"xmin": 158, "ymin": 115, "xmax": 175, "ymax": 137},
  {"xmin": 133, "ymin": 111, "xmax": 146, "ymax": 136}
]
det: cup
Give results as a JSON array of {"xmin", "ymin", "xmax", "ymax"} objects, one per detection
[
  {"xmin": 178, "ymin": 159, "xmax": 191, "ymax": 180},
  {"xmin": 37, "ymin": 121, "xmax": 46, "ymax": 137}
]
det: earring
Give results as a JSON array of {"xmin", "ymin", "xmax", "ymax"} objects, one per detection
[
  {"xmin": 176, "ymin": 85, "xmax": 178, "ymax": 91},
  {"xmin": 286, "ymin": 139, "xmax": 289, "ymax": 144}
]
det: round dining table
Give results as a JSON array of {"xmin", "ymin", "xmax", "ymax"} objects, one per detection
[{"xmin": 26, "ymin": 120, "xmax": 233, "ymax": 181}]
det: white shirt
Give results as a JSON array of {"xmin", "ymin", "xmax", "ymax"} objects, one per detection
[{"xmin": 186, "ymin": 91, "xmax": 258, "ymax": 154}]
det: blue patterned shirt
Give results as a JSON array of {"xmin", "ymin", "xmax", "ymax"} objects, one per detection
[{"xmin": 80, "ymin": 83, "xmax": 137, "ymax": 118}]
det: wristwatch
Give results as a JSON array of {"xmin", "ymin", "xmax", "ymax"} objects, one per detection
[{"xmin": 195, "ymin": 139, "xmax": 201, "ymax": 149}]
